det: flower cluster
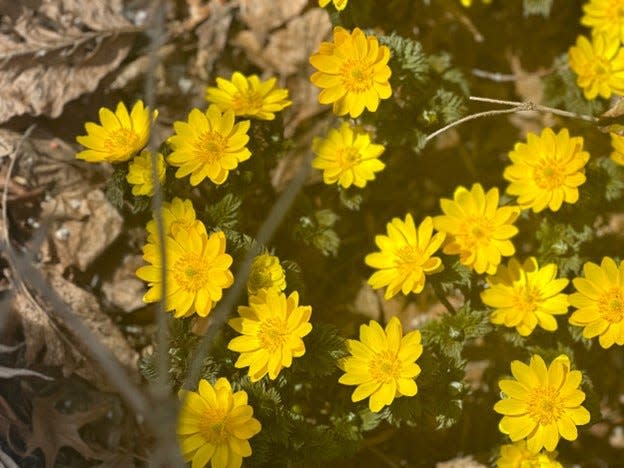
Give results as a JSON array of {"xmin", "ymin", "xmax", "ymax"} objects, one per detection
[{"xmin": 496, "ymin": 440, "xmax": 562, "ymax": 468}]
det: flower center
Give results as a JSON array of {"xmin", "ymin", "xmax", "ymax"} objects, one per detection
[
  {"xmin": 598, "ymin": 288, "xmax": 624, "ymax": 323},
  {"xmin": 526, "ymin": 385, "xmax": 564, "ymax": 425},
  {"xmin": 340, "ymin": 59, "xmax": 374, "ymax": 93},
  {"xmin": 338, "ymin": 147, "xmax": 362, "ymax": 168},
  {"xmin": 248, "ymin": 268, "xmax": 274, "ymax": 293},
  {"xmin": 195, "ymin": 131, "xmax": 227, "ymax": 164},
  {"xmin": 512, "ymin": 284, "xmax": 542, "ymax": 313},
  {"xmin": 232, "ymin": 90, "xmax": 264, "ymax": 115},
  {"xmin": 173, "ymin": 254, "xmax": 209, "ymax": 292},
  {"xmin": 368, "ymin": 350, "xmax": 400, "ymax": 384},
  {"xmin": 592, "ymin": 57, "xmax": 612, "ymax": 79},
  {"xmin": 532, "ymin": 158, "xmax": 566, "ymax": 190},
  {"xmin": 258, "ymin": 317, "xmax": 289, "ymax": 352},
  {"xmin": 199, "ymin": 407, "xmax": 229, "ymax": 445},
  {"xmin": 105, "ymin": 128, "xmax": 140, "ymax": 155},
  {"xmin": 459, "ymin": 217, "xmax": 494, "ymax": 248},
  {"xmin": 395, "ymin": 245, "xmax": 424, "ymax": 275}
]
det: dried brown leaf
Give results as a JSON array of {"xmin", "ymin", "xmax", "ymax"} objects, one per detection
[
  {"xmin": 0, "ymin": 0, "xmax": 137, "ymax": 123},
  {"xmin": 238, "ymin": 0, "xmax": 307, "ymax": 38},
  {"xmin": 101, "ymin": 254, "xmax": 145, "ymax": 313}
]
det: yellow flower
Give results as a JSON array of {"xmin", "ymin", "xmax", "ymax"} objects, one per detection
[
  {"xmin": 568, "ymin": 33, "xmax": 624, "ymax": 100},
  {"xmin": 338, "ymin": 317, "xmax": 422, "ymax": 413},
  {"xmin": 310, "ymin": 27, "xmax": 392, "ymax": 118},
  {"xmin": 481, "ymin": 257, "xmax": 569, "ymax": 336},
  {"xmin": 365, "ymin": 215, "xmax": 445, "ymax": 299},
  {"xmin": 494, "ymin": 354, "xmax": 590, "ymax": 453},
  {"xmin": 504, "ymin": 128, "xmax": 589, "ymax": 213},
  {"xmin": 319, "ymin": 0, "xmax": 348, "ymax": 10},
  {"xmin": 145, "ymin": 197, "xmax": 205, "ymax": 244},
  {"xmin": 137, "ymin": 228, "xmax": 234, "ymax": 318},
  {"xmin": 581, "ymin": 0, "xmax": 624, "ymax": 43},
  {"xmin": 610, "ymin": 132, "xmax": 624, "ymax": 165},
  {"xmin": 228, "ymin": 289, "xmax": 312, "ymax": 382},
  {"xmin": 206, "ymin": 72, "xmax": 291, "ymax": 121},
  {"xmin": 496, "ymin": 440, "xmax": 562, "ymax": 468},
  {"xmin": 433, "ymin": 184, "xmax": 519, "ymax": 275},
  {"xmin": 247, "ymin": 253, "xmax": 287, "ymax": 296},
  {"xmin": 569, "ymin": 257, "xmax": 624, "ymax": 348},
  {"xmin": 312, "ymin": 122, "xmax": 385, "ymax": 188},
  {"xmin": 167, "ymin": 106, "xmax": 251, "ymax": 185},
  {"xmin": 76, "ymin": 100, "xmax": 153, "ymax": 163},
  {"xmin": 126, "ymin": 149, "xmax": 166, "ymax": 197},
  {"xmin": 460, "ymin": 0, "xmax": 492, "ymax": 6},
  {"xmin": 177, "ymin": 377, "xmax": 261, "ymax": 468}
]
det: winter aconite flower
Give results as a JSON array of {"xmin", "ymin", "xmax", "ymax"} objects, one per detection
[
  {"xmin": 146, "ymin": 197, "xmax": 204, "ymax": 244},
  {"xmin": 365, "ymin": 215, "xmax": 445, "ymax": 299},
  {"xmin": 126, "ymin": 149, "xmax": 166, "ymax": 197},
  {"xmin": 137, "ymin": 229, "xmax": 234, "ymax": 318},
  {"xmin": 610, "ymin": 132, "xmax": 624, "ymax": 165},
  {"xmin": 246, "ymin": 253, "xmax": 287, "ymax": 296},
  {"xmin": 582, "ymin": 0, "xmax": 624, "ymax": 43},
  {"xmin": 205, "ymin": 72, "xmax": 291, "ymax": 121},
  {"xmin": 177, "ymin": 378, "xmax": 261, "ymax": 468},
  {"xmin": 339, "ymin": 317, "xmax": 422, "ymax": 413},
  {"xmin": 76, "ymin": 100, "xmax": 153, "ymax": 163},
  {"xmin": 312, "ymin": 122, "xmax": 385, "ymax": 188},
  {"xmin": 496, "ymin": 440, "xmax": 562, "ymax": 468},
  {"xmin": 481, "ymin": 257, "xmax": 569, "ymax": 336},
  {"xmin": 504, "ymin": 128, "xmax": 590, "ymax": 213},
  {"xmin": 568, "ymin": 33, "xmax": 624, "ymax": 100},
  {"xmin": 228, "ymin": 289, "xmax": 312, "ymax": 382},
  {"xmin": 433, "ymin": 184, "xmax": 520, "ymax": 275},
  {"xmin": 167, "ymin": 106, "xmax": 251, "ymax": 185},
  {"xmin": 310, "ymin": 27, "xmax": 392, "ymax": 118},
  {"xmin": 569, "ymin": 257, "xmax": 624, "ymax": 348},
  {"xmin": 319, "ymin": 0, "xmax": 348, "ymax": 10},
  {"xmin": 494, "ymin": 354, "xmax": 590, "ymax": 453}
]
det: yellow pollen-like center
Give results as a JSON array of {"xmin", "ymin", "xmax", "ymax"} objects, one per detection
[
  {"xmin": 105, "ymin": 128, "xmax": 140, "ymax": 154},
  {"xmin": 592, "ymin": 57, "xmax": 612, "ymax": 78},
  {"xmin": 340, "ymin": 59, "xmax": 375, "ymax": 93},
  {"xmin": 258, "ymin": 317, "xmax": 289, "ymax": 352},
  {"xmin": 512, "ymin": 284, "xmax": 542, "ymax": 313},
  {"xmin": 598, "ymin": 287, "xmax": 624, "ymax": 323},
  {"xmin": 395, "ymin": 245, "xmax": 424, "ymax": 275},
  {"xmin": 232, "ymin": 90, "xmax": 265, "ymax": 115},
  {"xmin": 368, "ymin": 350, "xmax": 401, "ymax": 384},
  {"xmin": 248, "ymin": 267, "xmax": 274, "ymax": 293},
  {"xmin": 173, "ymin": 254, "xmax": 209, "ymax": 292},
  {"xmin": 533, "ymin": 158, "xmax": 567, "ymax": 190},
  {"xmin": 338, "ymin": 146, "xmax": 362, "ymax": 168},
  {"xmin": 195, "ymin": 131, "xmax": 227, "ymax": 164},
  {"xmin": 460, "ymin": 216, "xmax": 494, "ymax": 248},
  {"xmin": 526, "ymin": 385, "xmax": 564, "ymax": 425},
  {"xmin": 199, "ymin": 407, "xmax": 229, "ymax": 445}
]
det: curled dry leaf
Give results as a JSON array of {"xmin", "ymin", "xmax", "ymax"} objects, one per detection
[
  {"xmin": 41, "ymin": 189, "xmax": 123, "ymax": 272},
  {"xmin": 238, "ymin": 0, "xmax": 308, "ymax": 39},
  {"xmin": 0, "ymin": 0, "xmax": 138, "ymax": 123},
  {"xmin": 12, "ymin": 266, "xmax": 138, "ymax": 389},
  {"xmin": 101, "ymin": 254, "xmax": 146, "ymax": 313}
]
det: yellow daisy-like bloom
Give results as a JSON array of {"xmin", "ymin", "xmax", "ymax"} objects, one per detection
[
  {"xmin": 568, "ymin": 33, "xmax": 624, "ymax": 100},
  {"xmin": 177, "ymin": 377, "xmax": 261, "ymax": 468},
  {"xmin": 228, "ymin": 289, "xmax": 312, "ymax": 382},
  {"xmin": 246, "ymin": 253, "xmax": 287, "ymax": 297},
  {"xmin": 76, "ymin": 100, "xmax": 153, "ymax": 163},
  {"xmin": 481, "ymin": 257, "xmax": 569, "ymax": 336},
  {"xmin": 365, "ymin": 215, "xmax": 445, "ymax": 300},
  {"xmin": 310, "ymin": 27, "xmax": 392, "ymax": 118},
  {"xmin": 504, "ymin": 128, "xmax": 589, "ymax": 213},
  {"xmin": 496, "ymin": 440, "xmax": 562, "ymax": 468},
  {"xmin": 206, "ymin": 72, "xmax": 292, "ymax": 121},
  {"xmin": 338, "ymin": 317, "xmax": 422, "ymax": 413},
  {"xmin": 146, "ymin": 197, "xmax": 204, "ymax": 244},
  {"xmin": 494, "ymin": 354, "xmax": 590, "ymax": 453},
  {"xmin": 136, "ymin": 228, "xmax": 234, "ymax": 318},
  {"xmin": 312, "ymin": 122, "xmax": 385, "ymax": 189},
  {"xmin": 319, "ymin": 0, "xmax": 348, "ymax": 10},
  {"xmin": 609, "ymin": 132, "xmax": 624, "ymax": 165},
  {"xmin": 126, "ymin": 149, "xmax": 166, "ymax": 197},
  {"xmin": 460, "ymin": 0, "xmax": 492, "ymax": 6},
  {"xmin": 433, "ymin": 184, "xmax": 520, "ymax": 275},
  {"xmin": 167, "ymin": 106, "xmax": 251, "ymax": 186},
  {"xmin": 569, "ymin": 257, "xmax": 624, "ymax": 348},
  {"xmin": 582, "ymin": 0, "xmax": 624, "ymax": 43}
]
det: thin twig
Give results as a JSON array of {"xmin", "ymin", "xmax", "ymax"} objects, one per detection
[
  {"xmin": 471, "ymin": 67, "xmax": 555, "ymax": 82},
  {"xmin": 469, "ymin": 96, "xmax": 599, "ymax": 122},
  {"xmin": 425, "ymin": 107, "xmax": 522, "ymax": 143}
]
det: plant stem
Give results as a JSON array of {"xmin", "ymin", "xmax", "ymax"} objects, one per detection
[{"xmin": 433, "ymin": 282, "xmax": 457, "ymax": 315}]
